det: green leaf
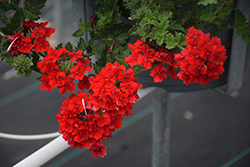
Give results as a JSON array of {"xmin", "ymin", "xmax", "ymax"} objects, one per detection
[
  {"xmin": 15, "ymin": 70, "xmax": 23, "ymax": 77},
  {"xmin": 0, "ymin": 52, "xmax": 11, "ymax": 60},
  {"xmin": 55, "ymin": 43, "xmax": 63, "ymax": 50},
  {"xmin": 22, "ymin": 9, "xmax": 39, "ymax": 20},
  {"xmin": 154, "ymin": 0, "xmax": 175, "ymax": 9},
  {"xmin": 234, "ymin": 9, "xmax": 250, "ymax": 44},
  {"xmin": 165, "ymin": 33, "xmax": 176, "ymax": 50},
  {"xmin": 175, "ymin": 32, "xmax": 186, "ymax": 47},
  {"xmin": 25, "ymin": 70, "xmax": 32, "ymax": 77},
  {"xmin": 198, "ymin": 0, "xmax": 218, "ymax": 6},
  {"xmin": 0, "ymin": 1, "xmax": 18, "ymax": 10},
  {"xmin": 78, "ymin": 19, "xmax": 85, "ymax": 29},
  {"xmin": 168, "ymin": 21, "xmax": 185, "ymax": 32},
  {"xmin": 4, "ymin": 9, "xmax": 24, "ymax": 34},
  {"xmin": 31, "ymin": 51, "xmax": 40, "ymax": 72},
  {"xmin": 200, "ymin": 8, "xmax": 216, "ymax": 23},
  {"xmin": 0, "ymin": 36, "xmax": 8, "ymax": 46},
  {"xmin": 23, "ymin": 0, "xmax": 47, "ymax": 19},
  {"xmin": 65, "ymin": 42, "xmax": 73, "ymax": 52},
  {"xmin": 76, "ymin": 38, "xmax": 86, "ymax": 51},
  {"xmin": 115, "ymin": 55, "xmax": 129, "ymax": 66},
  {"xmin": 73, "ymin": 29, "xmax": 84, "ymax": 37}
]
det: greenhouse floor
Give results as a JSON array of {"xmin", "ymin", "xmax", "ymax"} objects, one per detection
[{"xmin": 0, "ymin": 60, "xmax": 250, "ymax": 167}]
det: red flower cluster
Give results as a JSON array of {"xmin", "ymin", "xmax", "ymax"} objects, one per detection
[
  {"xmin": 7, "ymin": 21, "xmax": 55, "ymax": 55},
  {"xmin": 175, "ymin": 27, "xmax": 227, "ymax": 86},
  {"xmin": 56, "ymin": 62, "xmax": 142, "ymax": 157},
  {"xmin": 88, "ymin": 61, "xmax": 142, "ymax": 114},
  {"xmin": 37, "ymin": 47, "xmax": 93, "ymax": 94},
  {"xmin": 125, "ymin": 39, "xmax": 177, "ymax": 82}
]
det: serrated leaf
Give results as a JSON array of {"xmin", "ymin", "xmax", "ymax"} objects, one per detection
[
  {"xmin": 78, "ymin": 19, "xmax": 85, "ymax": 29},
  {"xmin": 23, "ymin": 9, "xmax": 39, "ymax": 20},
  {"xmin": 175, "ymin": 32, "xmax": 186, "ymax": 46},
  {"xmin": 76, "ymin": 38, "xmax": 86, "ymax": 51},
  {"xmin": 65, "ymin": 42, "xmax": 73, "ymax": 52},
  {"xmin": 55, "ymin": 43, "xmax": 63, "ymax": 50},
  {"xmin": 168, "ymin": 21, "xmax": 185, "ymax": 32},
  {"xmin": 115, "ymin": 55, "xmax": 129, "ymax": 66},
  {"xmin": 234, "ymin": 9, "xmax": 250, "ymax": 44},
  {"xmin": 73, "ymin": 29, "xmax": 84, "ymax": 37},
  {"xmin": 4, "ymin": 9, "xmax": 24, "ymax": 34},
  {"xmin": 23, "ymin": 0, "xmax": 47, "ymax": 19},
  {"xmin": 165, "ymin": 33, "xmax": 176, "ymax": 50},
  {"xmin": 198, "ymin": 0, "xmax": 218, "ymax": 6}
]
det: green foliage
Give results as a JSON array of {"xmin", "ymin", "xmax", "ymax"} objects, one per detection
[
  {"xmin": 65, "ymin": 42, "xmax": 73, "ymax": 52},
  {"xmin": 72, "ymin": 19, "xmax": 92, "ymax": 37},
  {"xmin": 0, "ymin": 36, "xmax": 8, "ymax": 46},
  {"xmin": 76, "ymin": 38, "xmax": 87, "ymax": 51},
  {"xmin": 115, "ymin": 55, "xmax": 129, "ymax": 66},
  {"xmin": 4, "ymin": 9, "xmax": 24, "ymax": 34},
  {"xmin": 55, "ymin": 43, "xmax": 63, "ymax": 50},
  {"xmin": 113, "ymin": 23, "xmax": 131, "ymax": 45},
  {"xmin": 11, "ymin": 54, "xmax": 33, "ymax": 77},
  {"xmin": 31, "ymin": 51, "xmax": 40, "ymax": 73},
  {"xmin": 234, "ymin": 9, "xmax": 250, "ymax": 44},
  {"xmin": 23, "ymin": 0, "xmax": 47, "ymax": 19},
  {"xmin": 0, "ymin": 0, "xmax": 250, "ymax": 80},
  {"xmin": 198, "ymin": 0, "xmax": 218, "ymax": 6},
  {"xmin": 0, "ymin": 52, "xmax": 11, "ymax": 60}
]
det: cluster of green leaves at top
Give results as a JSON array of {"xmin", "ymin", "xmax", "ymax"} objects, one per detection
[
  {"xmin": 0, "ymin": 0, "xmax": 47, "ymax": 77},
  {"xmin": 72, "ymin": 0, "xmax": 132, "ymax": 74},
  {"xmin": 123, "ymin": 0, "xmax": 250, "ymax": 52}
]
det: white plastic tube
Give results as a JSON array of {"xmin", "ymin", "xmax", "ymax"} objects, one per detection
[
  {"xmin": 0, "ymin": 132, "xmax": 60, "ymax": 140},
  {"xmin": 13, "ymin": 135, "xmax": 70, "ymax": 167},
  {"xmin": 12, "ymin": 87, "xmax": 156, "ymax": 166}
]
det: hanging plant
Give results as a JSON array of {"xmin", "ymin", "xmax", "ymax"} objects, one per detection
[{"xmin": 0, "ymin": 0, "xmax": 249, "ymax": 157}]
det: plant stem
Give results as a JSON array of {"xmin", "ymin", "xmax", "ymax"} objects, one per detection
[
  {"xmin": 175, "ymin": 43, "xmax": 185, "ymax": 50},
  {"xmin": 214, "ymin": 0, "xmax": 227, "ymax": 15},
  {"xmin": 0, "ymin": 31, "xmax": 5, "ymax": 37}
]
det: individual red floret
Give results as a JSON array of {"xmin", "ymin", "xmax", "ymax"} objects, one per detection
[
  {"xmin": 33, "ymin": 37, "xmax": 50, "ymax": 52},
  {"xmin": 150, "ymin": 64, "xmax": 167, "ymax": 82}
]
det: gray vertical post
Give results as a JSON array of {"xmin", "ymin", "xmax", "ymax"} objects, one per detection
[
  {"xmin": 152, "ymin": 88, "xmax": 170, "ymax": 167},
  {"xmin": 54, "ymin": 0, "xmax": 63, "ymax": 44},
  {"xmin": 214, "ymin": 0, "xmax": 250, "ymax": 95}
]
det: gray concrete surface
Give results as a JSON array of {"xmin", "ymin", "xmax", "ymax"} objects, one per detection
[{"xmin": 0, "ymin": 0, "xmax": 250, "ymax": 166}]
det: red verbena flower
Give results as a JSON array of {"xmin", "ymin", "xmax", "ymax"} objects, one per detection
[
  {"xmin": 175, "ymin": 26, "xmax": 227, "ymax": 86},
  {"xmin": 150, "ymin": 64, "xmax": 168, "ymax": 82}
]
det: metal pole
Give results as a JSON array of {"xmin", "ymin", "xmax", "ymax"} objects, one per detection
[
  {"xmin": 152, "ymin": 88, "xmax": 170, "ymax": 167},
  {"xmin": 13, "ymin": 135, "xmax": 70, "ymax": 167},
  {"xmin": 54, "ymin": 0, "xmax": 63, "ymax": 44}
]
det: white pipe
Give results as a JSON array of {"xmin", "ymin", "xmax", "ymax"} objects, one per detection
[
  {"xmin": 12, "ymin": 87, "xmax": 156, "ymax": 166},
  {"xmin": 13, "ymin": 135, "xmax": 70, "ymax": 167},
  {"xmin": 0, "ymin": 132, "xmax": 60, "ymax": 140}
]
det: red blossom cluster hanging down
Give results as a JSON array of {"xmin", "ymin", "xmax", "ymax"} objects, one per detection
[
  {"xmin": 125, "ymin": 39, "xmax": 178, "ymax": 82},
  {"xmin": 37, "ymin": 47, "xmax": 93, "ymax": 94},
  {"xmin": 56, "ymin": 62, "xmax": 142, "ymax": 157},
  {"xmin": 175, "ymin": 27, "xmax": 227, "ymax": 86},
  {"xmin": 7, "ymin": 21, "xmax": 55, "ymax": 55}
]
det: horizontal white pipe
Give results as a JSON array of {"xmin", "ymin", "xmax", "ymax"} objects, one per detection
[
  {"xmin": 0, "ymin": 132, "xmax": 60, "ymax": 140},
  {"xmin": 12, "ymin": 87, "xmax": 156, "ymax": 166},
  {"xmin": 13, "ymin": 135, "xmax": 70, "ymax": 167}
]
